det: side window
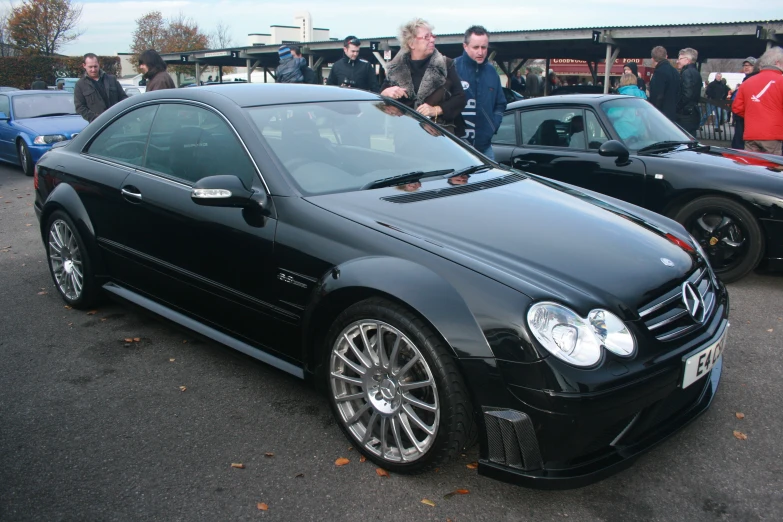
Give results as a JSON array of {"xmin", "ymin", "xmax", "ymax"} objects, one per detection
[
  {"xmin": 520, "ymin": 108, "xmax": 580, "ymax": 148},
  {"xmin": 87, "ymin": 105, "xmax": 158, "ymax": 166},
  {"xmin": 492, "ymin": 112, "xmax": 517, "ymax": 145},
  {"xmin": 145, "ymin": 104, "xmax": 256, "ymax": 188},
  {"xmin": 584, "ymin": 111, "xmax": 609, "ymax": 149},
  {"xmin": 0, "ymin": 95, "xmax": 9, "ymax": 116}
]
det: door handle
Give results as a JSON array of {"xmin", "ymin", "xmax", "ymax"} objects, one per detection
[
  {"xmin": 513, "ymin": 159, "xmax": 537, "ymax": 168},
  {"xmin": 121, "ymin": 187, "xmax": 142, "ymax": 201}
]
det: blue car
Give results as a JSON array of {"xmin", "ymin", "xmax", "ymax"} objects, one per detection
[{"xmin": 0, "ymin": 91, "xmax": 87, "ymax": 176}]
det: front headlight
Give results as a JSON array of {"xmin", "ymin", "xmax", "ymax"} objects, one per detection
[
  {"xmin": 527, "ymin": 302, "xmax": 635, "ymax": 367},
  {"xmin": 33, "ymin": 134, "xmax": 67, "ymax": 145}
]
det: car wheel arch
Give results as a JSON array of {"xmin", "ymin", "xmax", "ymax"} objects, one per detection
[
  {"xmin": 301, "ymin": 257, "xmax": 495, "ymax": 378},
  {"xmin": 662, "ymin": 189, "xmax": 764, "ymax": 222},
  {"xmin": 39, "ymin": 183, "xmax": 106, "ymax": 276}
]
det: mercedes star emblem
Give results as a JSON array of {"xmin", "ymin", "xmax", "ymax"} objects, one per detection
[{"xmin": 682, "ymin": 282, "xmax": 706, "ymax": 323}]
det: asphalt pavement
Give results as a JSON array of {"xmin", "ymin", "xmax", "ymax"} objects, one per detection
[{"xmin": 1, "ymin": 163, "xmax": 781, "ymax": 521}]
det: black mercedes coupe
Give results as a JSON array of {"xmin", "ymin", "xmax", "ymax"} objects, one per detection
[
  {"xmin": 492, "ymin": 95, "xmax": 783, "ymax": 283},
  {"xmin": 34, "ymin": 85, "xmax": 729, "ymax": 489}
]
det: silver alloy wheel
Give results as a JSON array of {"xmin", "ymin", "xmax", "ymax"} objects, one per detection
[
  {"xmin": 48, "ymin": 219, "xmax": 84, "ymax": 301},
  {"xmin": 330, "ymin": 320, "xmax": 439, "ymax": 463},
  {"xmin": 18, "ymin": 143, "xmax": 28, "ymax": 173}
]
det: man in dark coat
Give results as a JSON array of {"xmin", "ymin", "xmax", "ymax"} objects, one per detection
[
  {"xmin": 327, "ymin": 36, "xmax": 379, "ymax": 92},
  {"xmin": 648, "ymin": 46, "xmax": 679, "ymax": 121},
  {"xmin": 731, "ymin": 57, "xmax": 758, "ymax": 149},
  {"xmin": 138, "ymin": 49, "xmax": 176, "ymax": 92},
  {"xmin": 705, "ymin": 73, "xmax": 730, "ymax": 132},
  {"xmin": 675, "ymin": 47, "xmax": 702, "ymax": 135},
  {"xmin": 525, "ymin": 66, "xmax": 539, "ymax": 98},
  {"xmin": 31, "ymin": 76, "xmax": 47, "ymax": 90},
  {"xmin": 74, "ymin": 53, "xmax": 128, "ymax": 123}
]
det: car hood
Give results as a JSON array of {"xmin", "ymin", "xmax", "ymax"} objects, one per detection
[
  {"xmin": 13, "ymin": 115, "xmax": 87, "ymax": 138},
  {"xmin": 306, "ymin": 172, "xmax": 699, "ymax": 317},
  {"xmin": 661, "ymin": 145, "xmax": 783, "ymax": 177}
]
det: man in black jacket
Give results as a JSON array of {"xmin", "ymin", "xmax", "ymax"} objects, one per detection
[
  {"xmin": 730, "ymin": 57, "xmax": 758, "ymax": 149},
  {"xmin": 326, "ymin": 36, "xmax": 379, "ymax": 92},
  {"xmin": 648, "ymin": 46, "xmax": 679, "ymax": 122},
  {"xmin": 74, "ymin": 53, "xmax": 127, "ymax": 123},
  {"xmin": 675, "ymin": 47, "xmax": 702, "ymax": 135},
  {"xmin": 705, "ymin": 73, "xmax": 729, "ymax": 132}
]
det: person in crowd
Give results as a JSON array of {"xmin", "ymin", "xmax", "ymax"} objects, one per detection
[
  {"xmin": 510, "ymin": 70, "xmax": 525, "ymax": 94},
  {"xmin": 731, "ymin": 57, "xmax": 758, "ymax": 148},
  {"xmin": 31, "ymin": 76, "xmax": 47, "ymax": 90},
  {"xmin": 207, "ymin": 75, "xmax": 213, "ymax": 82},
  {"xmin": 327, "ymin": 36, "xmax": 379, "ymax": 91},
  {"xmin": 74, "ymin": 53, "xmax": 128, "ymax": 123},
  {"xmin": 648, "ymin": 46, "xmax": 679, "ymax": 122},
  {"xmin": 56, "ymin": 82, "xmax": 64, "ymax": 90},
  {"xmin": 291, "ymin": 46, "xmax": 318, "ymax": 85},
  {"xmin": 455, "ymin": 25, "xmax": 507, "ymax": 159},
  {"xmin": 706, "ymin": 73, "xmax": 729, "ymax": 132},
  {"xmin": 617, "ymin": 72, "xmax": 647, "ymax": 99},
  {"xmin": 138, "ymin": 49, "xmax": 175, "ymax": 92},
  {"xmin": 276, "ymin": 45, "xmax": 305, "ymax": 83},
  {"xmin": 380, "ymin": 18, "xmax": 466, "ymax": 136},
  {"xmin": 675, "ymin": 47, "xmax": 701, "ymax": 135},
  {"xmin": 525, "ymin": 66, "xmax": 539, "ymax": 97},
  {"xmin": 732, "ymin": 47, "xmax": 783, "ymax": 155},
  {"xmin": 623, "ymin": 63, "xmax": 646, "ymax": 93},
  {"xmin": 547, "ymin": 70, "xmax": 559, "ymax": 93}
]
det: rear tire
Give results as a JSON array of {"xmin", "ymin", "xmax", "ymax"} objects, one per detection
[
  {"xmin": 18, "ymin": 141, "xmax": 33, "ymax": 177},
  {"xmin": 45, "ymin": 210, "xmax": 100, "ymax": 309},
  {"xmin": 326, "ymin": 297, "xmax": 473, "ymax": 473},
  {"xmin": 674, "ymin": 196, "xmax": 763, "ymax": 283}
]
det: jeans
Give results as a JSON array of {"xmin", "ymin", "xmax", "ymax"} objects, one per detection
[
  {"xmin": 479, "ymin": 145, "xmax": 495, "ymax": 160},
  {"xmin": 711, "ymin": 104, "xmax": 723, "ymax": 127}
]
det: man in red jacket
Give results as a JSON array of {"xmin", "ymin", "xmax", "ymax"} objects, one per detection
[{"xmin": 732, "ymin": 46, "xmax": 783, "ymax": 155}]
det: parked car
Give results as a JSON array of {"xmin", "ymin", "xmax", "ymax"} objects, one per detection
[
  {"xmin": 0, "ymin": 91, "xmax": 88, "ymax": 176},
  {"xmin": 0, "ymin": 86, "xmax": 20, "ymax": 92},
  {"xmin": 34, "ymin": 84, "xmax": 728, "ymax": 489},
  {"xmin": 492, "ymin": 94, "xmax": 783, "ymax": 283},
  {"xmin": 123, "ymin": 86, "xmax": 147, "ymax": 96}
]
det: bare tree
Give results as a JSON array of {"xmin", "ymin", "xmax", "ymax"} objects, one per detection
[
  {"xmin": 210, "ymin": 20, "xmax": 234, "ymax": 49},
  {"xmin": 8, "ymin": 0, "xmax": 83, "ymax": 55},
  {"xmin": 0, "ymin": 7, "xmax": 12, "ymax": 57}
]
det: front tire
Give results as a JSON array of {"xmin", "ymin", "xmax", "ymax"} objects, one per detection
[
  {"xmin": 674, "ymin": 196, "xmax": 764, "ymax": 283},
  {"xmin": 18, "ymin": 141, "xmax": 33, "ymax": 177},
  {"xmin": 326, "ymin": 298, "xmax": 473, "ymax": 473},
  {"xmin": 45, "ymin": 211, "xmax": 100, "ymax": 308}
]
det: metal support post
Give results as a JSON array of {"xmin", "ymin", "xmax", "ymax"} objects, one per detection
[
  {"xmin": 218, "ymin": 65, "xmax": 223, "ymax": 83},
  {"xmin": 195, "ymin": 62, "xmax": 201, "ymax": 85}
]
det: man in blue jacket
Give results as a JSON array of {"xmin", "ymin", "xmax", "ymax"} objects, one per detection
[{"xmin": 455, "ymin": 26, "xmax": 506, "ymax": 160}]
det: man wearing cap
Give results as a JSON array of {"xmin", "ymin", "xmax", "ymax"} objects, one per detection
[
  {"xmin": 732, "ymin": 47, "xmax": 783, "ymax": 155},
  {"xmin": 276, "ymin": 45, "xmax": 305, "ymax": 83},
  {"xmin": 730, "ymin": 57, "xmax": 758, "ymax": 149},
  {"xmin": 326, "ymin": 36, "xmax": 379, "ymax": 92}
]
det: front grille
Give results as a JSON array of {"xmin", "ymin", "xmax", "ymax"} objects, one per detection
[
  {"xmin": 381, "ymin": 173, "xmax": 525, "ymax": 204},
  {"xmin": 638, "ymin": 267, "xmax": 716, "ymax": 341}
]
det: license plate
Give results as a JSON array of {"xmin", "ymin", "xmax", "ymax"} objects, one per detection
[{"xmin": 682, "ymin": 327, "xmax": 728, "ymax": 389}]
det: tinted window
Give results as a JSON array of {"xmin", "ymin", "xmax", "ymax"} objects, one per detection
[
  {"xmin": 600, "ymin": 97, "xmax": 690, "ymax": 150},
  {"xmin": 0, "ymin": 95, "xmax": 8, "ymax": 116},
  {"xmin": 12, "ymin": 93, "xmax": 76, "ymax": 118},
  {"xmin": 492, "ymin": 112, "xmax": 517, "ymax": 145},
  {"xmin": 584, "ymin": 111, "xmax": 609, "ymax": 149},
  {"xmin": 87, "ymin": 105, "xmax": 158, "ymax": 166},
  {"xmin": 246, "ymin": 101, "xmax": 482, "ymax": 196},
  {"xmin": 145, "ymin": 104, "xmax": 256, "ymax": 187},
  {"xmin": 520, "ymin": 108, "xmax": 579, "ymax": 147}
]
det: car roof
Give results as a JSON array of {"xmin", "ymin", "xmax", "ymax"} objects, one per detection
[
  {"xmin": 193, "ymin": 83, "xmax": 381, "ymax": 107},
  {"xmin": 506, "ymin": 94, "xmax": 631, "ymax": 110}
]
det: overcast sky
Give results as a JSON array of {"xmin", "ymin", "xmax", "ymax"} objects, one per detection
[{"xmin": 49, "ymin": 0, "xmax": 782, "ymax": 56}]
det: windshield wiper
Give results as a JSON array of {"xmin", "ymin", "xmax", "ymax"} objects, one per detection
[
  {"xmin": 637, "ymin": 141, "xmax": 695, "ymax": 154},
  {"xmin": 361, "ymin": 169, "xmax": 455, "ymax": 190},
  {"xmin": 31, "ymin": 112, "xmax": 74, "ymax": 118},
  {"xmin": 451, "ymin": 164, "xmax": 494, "ymax": 177}
]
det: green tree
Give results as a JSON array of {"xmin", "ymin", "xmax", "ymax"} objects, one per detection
[{"xmin": 8, "ymin": 0, "xmax": 83, "ymax": 56}]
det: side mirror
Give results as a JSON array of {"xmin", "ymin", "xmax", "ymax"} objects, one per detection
[
  {"xmin": 191, "ymin": 175, "xmax": 267, "ymax": 209},
  {"xmin": 0, "ymin": 112, "xmax": 8, "ymax": 120},
  {"xmin": 598, "ymin": 140, "xmax": 630, "ymax": 163}
]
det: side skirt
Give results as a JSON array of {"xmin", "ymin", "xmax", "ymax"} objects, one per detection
[{"xmin": 102, "ymin": 282, "xmax": 305, "ymax": 379}]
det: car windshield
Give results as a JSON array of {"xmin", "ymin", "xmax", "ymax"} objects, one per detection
[
  {"xmin": 600, "ymin": 97, "xmax": 692, "ymax": 150},
  {"xmin": 245, "ymin": 100, "xmax": 483, "ymax": 195},
  {"xmin": 12, "ymin": 93, "xmax": 77, "ymax": 119}
]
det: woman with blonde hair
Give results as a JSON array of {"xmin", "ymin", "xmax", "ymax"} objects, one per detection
[
  {"xmin": 380, "ymin": 18, "xmax": 466, "ymax": 135},
  {"xmin": 616, "ymin": 72, "xmax": 647, "ymax": 99}
]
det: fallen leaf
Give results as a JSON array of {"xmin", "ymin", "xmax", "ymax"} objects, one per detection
[
  {"xmin": 359, "ymin": 455, "xmax": 366, "ymax": 463},
  {"xmin": 767, "ymin": 329, "xmax": 774, "ymax": 333},
  {"xmin": 736, "ymin": 412, "xmax": 745, "ymax": 420},
  {"xmin": 294, "ymin": 473, "xmax": 304, "ymax": 478},
  {"xmin": 335, "ymin": 457, "xmax": 350, "ymax": 467},
  {"xmin": 179, "ymin": 386, "xmax": 187, "ymax": 392},
  {"xmin": 86, "ymin": 310, "xmax": 97, "ymax": 315},
  {"xmin": 421, "ymin": 499, "xmax": 436, "ymax": 507},
  {"xmin": 64, "ymin": 305, "xmax": 72, "ymax": 310},
  {"xmin": 264, "ymin": 452, "xmax": 274, "ymax": 458},
  {"xmin": 169, "ymin": 358, "xmax": 175, "ymax": 362},
  {"xmin": 376, "ymin": 468, "xmax": 389, "ymax": 477},
  {"xmin": 37, "ymin": 291, "xmax": 47, "ymax": 295},
  {"xmin": 257, "ymin": 503, "xmax": 268, "ymax": 511},
  {"xmin": 25, "ymin": 224, "xmax": 32, "ymax": 226},
  {"xmin": 733, "ymin": 430, "xmax": 747, "ymax": 440},
  {"xmin": 124, "ymin": 338, "xmax": 134, "ymax": 343},
  {"xmin": 231, "ymin": 463, "xmax": 245, "ymax": 469},
  {"xmin": 466, "ymin": 462, "xmax": 478, "ymax": 470},
  {"xmin": 456, "ymin": 489, "xmax": 469, "ymax": 494},
  {"xmin": 133, "ymin": 337, "xmax": 140, "ymax": 342},
  {"xmin": 348, "ymin": 446, "xmax": 353, "ymax": 451},
  {"xmin": 100, "ymin": 318, "xmax": 107, "ymax": 322}
]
